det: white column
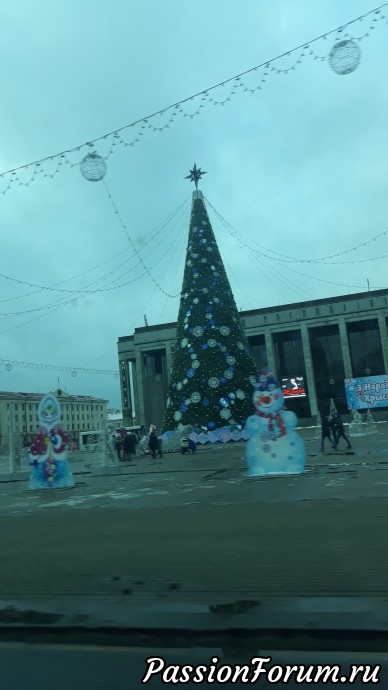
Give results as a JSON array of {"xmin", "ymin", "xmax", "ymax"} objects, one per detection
[
  {"xmin": 378, "ymin": 313, "xmax": 388, "ymax": 374},
  {"xmin": 264, "ymin": 330, "xmax": 277, "ymax": 377},
  {"xmin": 165, "ymin": 343, "xmax": 173, "ymax": 382},
  {"xmin": 135, "ymin": 351, "xmax": 146, "ymax": 426},
  {"xmin": 300, "ymin": 323, "xmax": 318, "ymax": 416},
  {"xmin": 8, "ymin": 409, "xmax": 15, "ymax": 474},
  {"xmin": 338, "ymin": 318, "xmax": 353, "ymax": 379}
]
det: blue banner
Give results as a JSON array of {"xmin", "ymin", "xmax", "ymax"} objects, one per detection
[{"xmin": 345, "ymin": 375, "xmax": 388, "ymax": 409}]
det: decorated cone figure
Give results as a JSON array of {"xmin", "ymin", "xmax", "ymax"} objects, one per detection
[
  {"xmin": 28, "ymin": 393, "xmax": 75, "ymax": 490},
  {"xmin": 163, "ymin": 167, "xmax": 258, "ymax": 439},
  {"xmin": 246, "ymin": 369, "xmax": 306, "ymax": 477},
  {"xmin": 329, "ymin": 397, "xmax": 338, "ymax": 418},
  {"xmin": 365, "ymin": 408, "xmax": 378, "ymax": 435}
]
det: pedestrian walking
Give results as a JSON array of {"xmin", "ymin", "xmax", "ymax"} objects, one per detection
[
  {"xmin": 188, "ymin": 438, "xmax": 197, "ymax": 453},
  {"xmin": 320, "ymin": 414, "xmax": 336, "ymax": 453},
  {"xmin": 332, "ymin": 413, "xmax": 352, "ymax": 450},
  {"xmin": 115, "ymin": 435, "xmax": 123, "ymax": 461},
  {"xmin": 122, "ymin": 433, "xmax": 134, "ymax": 462},
  {"xmin": 148, "ymin": 426, "xmax": 159, "ymax": 459},
  {"xmin": 128, "ymin": 432, "xmax": 137, "ymax": 457}
]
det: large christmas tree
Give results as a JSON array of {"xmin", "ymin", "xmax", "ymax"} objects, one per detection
[{"xmin": 163, "ymin": 169, "xmax": 258, "ymax": 434}]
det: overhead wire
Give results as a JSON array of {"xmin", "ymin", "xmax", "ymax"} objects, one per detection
[
  {"xmin": 205, "ymin": 197, "xmax": 388, "ymax": 265},
  {"xmin": 102, "ymin": 180, "xmax": 181, "ymax": 298},
  {"xmin": 0, "ymin": 198, "xmax": 190, "ymax": 329},
  {"xmin": 0, "ymin": 196, "xmax": 189, "ymax": 300},
  {"xmin": 0, "ymin": 3, "xmax": 386, "ymax": 191},
  {"xmin": 208, "ymin": 200, "xmax": 313, "ymax": 301}
]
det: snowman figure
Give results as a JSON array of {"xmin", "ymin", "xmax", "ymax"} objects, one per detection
[{"xmin": 246, "ymin": 370, "xmax": 306, "ymax": 477}]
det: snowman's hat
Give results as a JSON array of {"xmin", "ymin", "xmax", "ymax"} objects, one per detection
[{"xmin": 255, "ymin": 368, "xmax": 279, "ymax": 392}]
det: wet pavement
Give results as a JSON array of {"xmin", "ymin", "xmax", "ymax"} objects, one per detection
[
  {"xmin": 1, "ymin": 444, "xmax": 388, "ymax": 514},
  {"xmin": 0, "ymin": 430, "xmax": 387, "ymax": 609}
]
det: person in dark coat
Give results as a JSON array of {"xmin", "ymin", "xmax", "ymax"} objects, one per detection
[
  {"xmin": 320, "ymin": 414, "xmax": 336, "ymax": 453},
  {"xmin": 332, "ymin": 413, "xmax": 352, "ymax": 450},
  {"xmin": 115, "ymin": 436, "xmax": 123, "ymax": 461},
  {"xmin": 122, "ymin": 433, "xmax": 136, "ymax": 461},
  {"xmin": 148, "ymin": 427, "xmax": 159, "ymax": 459}
]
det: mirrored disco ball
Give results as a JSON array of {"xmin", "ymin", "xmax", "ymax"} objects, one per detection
[
  {"xmin": 328, "ymin": 40, "xmax": 361, "ymax": 75},
  {"xmin": 80, "ymin": 153, "xmax": 107, "ymax": 181}
]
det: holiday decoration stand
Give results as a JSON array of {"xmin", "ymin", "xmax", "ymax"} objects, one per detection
[
  {"xmin": 28, "ymin": 393, "xmax": 75, "ymax": 490},
  {"xmin": 246, "ymin": 370, "xmax": 306, "ymax": 477}
]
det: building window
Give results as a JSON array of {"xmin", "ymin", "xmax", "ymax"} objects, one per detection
[
  {"xmin": 247, "ymin": 334, "xmax": 267, "ymax": 371},
  {"xmin": 347, "ymin": 319, "xmax": 384, "ymax": 377},
  {"xmin": 309, "ymin": 324, "xmax": 346, "ymax": 413},
  {"xmin": 143, "ymin": 349, "xmax": 167, "ymax": 379},
  {"xmin": 272, "ymin": 330, "xmax": 305, "ymax": 378}
]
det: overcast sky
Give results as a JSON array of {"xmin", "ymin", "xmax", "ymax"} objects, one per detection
[{"xmin": 0, "ymin": 0, "xmax": 387, "ymax": 410}]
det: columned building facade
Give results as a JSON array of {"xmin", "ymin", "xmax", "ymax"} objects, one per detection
[
  {"xmin": 118, "ymin": 288, "xmax": 388, "ymax": 429},
  {"xmin": 0, "ymin": 390, "xmax": 108, "ymax": 446}
]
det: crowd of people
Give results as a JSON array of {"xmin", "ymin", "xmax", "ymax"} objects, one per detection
[
  {"xmin": 112, "ymin": 424, "xmax": 163, "ymax": 462},
  {"xmin": 320, "ymin": 412, "xmax": 352, "ymax": 453},
  {"xmin": 112, "ymin": 424, "xmax": 198, "ymax": 462}
]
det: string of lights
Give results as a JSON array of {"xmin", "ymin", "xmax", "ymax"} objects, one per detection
[
  {"xmin": 222, "ymin": 253, "xmax": 255, "ymax": 310},
  {"xmin": 259, "ymin": 253, "xmax": 313, "ymax": 300},
  {"xmin": 157, "ymin": 222, "xmax": 190, "ymax": 320},
  {"xmin": 102, "ymin": 180, "xmax": 182, "ymax": 298},
  {"xmin": 81, "ymin": 203, "xmax": 188, "ymax": 367},
  {"xmin": 268, "ymin": 259, "xmax": 386, "ymax": 291},
  {"xmin": 208, "ymin": 203, "xmax": 314, "ymax": 301},
  {"xmin": 205, "ymin": 197, "xmax": 388, "ymax": 265},
  {"xmin": 0, "ymin": 209, "xmax": 188, "ymax": 321},
  {"xmin": 81, "ymin": 285, "xmax": 161, "ymax": 368},
  {"xmin": 0, "ymin": 197, "xmax": 189, "ymax": 300},
  {"xmin": 0, "ymin": 358, "xmax": 119, "ymax": 378},
  {"xmin": 66, "ymin": 200, "xmax": 190, "ymax": 294},
  {"xmin": 206, "ymin": 200, "xmax": 386, "ymax": 293},
  {"xmin": 0, "ymin": 4, "xmax": 386, "ymax": 193},
  {"xmin": 2, "ymin": 215, "xmax": 188, "ymax": 374}
]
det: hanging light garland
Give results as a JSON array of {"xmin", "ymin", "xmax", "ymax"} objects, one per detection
[
  {"xmin": 0, "ymin": 197, "xmax": 189, "ymax": 302},
  {"xmin": 0, "ymin": 358, "xmax": 118, "ymax": 378},
  {"xmin": 206, "ymin": 199, "xmax": 387, "ymax": 292},
  {"xmin": 0, "ymin": 234, "xmax": 187, "ymax": 378},
  {"xmin": 0, "ymin": 4, "xmax": 386, "ymax": 194},
  {"xmin": 205, "ymin": 196, "xmax": 388, "ymax": 266},
  {"xmin": 101, "ymin": 180, "xmax": 182, "ymax": 298}
]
